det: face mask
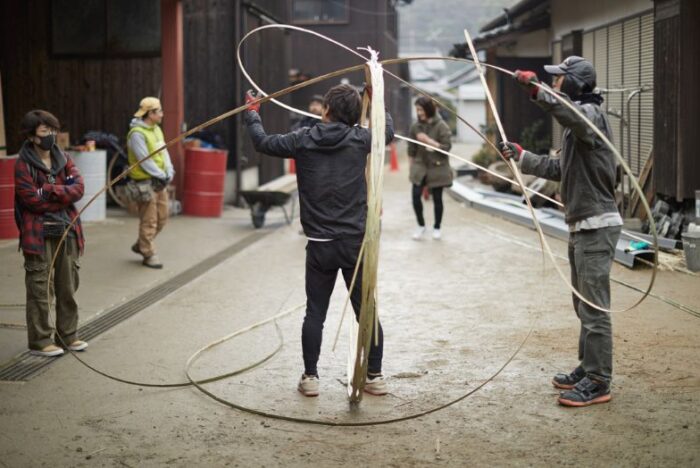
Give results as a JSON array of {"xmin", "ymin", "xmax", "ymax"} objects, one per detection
[
  {"xmin": 36, "ymin": 134, "xmax": 55, "ymax": 151},
  {"xmin": 560, "ymin": 75, "xmax": 581, "ymax": 100}
]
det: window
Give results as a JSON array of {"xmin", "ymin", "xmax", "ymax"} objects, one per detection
[
  {"xmin": 292, "ymin": 0, "xmax": 349, "ymax": 24},
  {"xmin": 51, "ymin": 0, "xmax": 160, "ymax": 56},
  {"xmin": 561, "ymin": 30, "xmax": 582, "ymax": 58}
]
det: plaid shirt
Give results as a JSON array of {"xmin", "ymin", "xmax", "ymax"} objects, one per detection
[{"xmin": 14, "ymin": 155, "xmax": 85, "ymax": 255}]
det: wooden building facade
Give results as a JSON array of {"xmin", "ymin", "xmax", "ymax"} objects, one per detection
[
  {"xmin": 2, "ymin": 0, "xmax": 410, "ymax": 202},
  {"xmin": 461, "ymin": 0, "xmax": 553, "ymax": 153},
  {"xmin": 457, "ymin": 0, "xmax": 699, "ymax": 208},
  {"xmin": 0, "ymin": 0, "xmax": 162, "ymax": 154},
  {"xmin": 653, "ymin": 0, "xmax": 700, "ymax": 202},
  {"xmin": 287, "ymin": 0, "xmax": 411, "ymax": 135},
  {"xmin": 183, "ymin": 0, "xmax": 291, "ymax": 190}
]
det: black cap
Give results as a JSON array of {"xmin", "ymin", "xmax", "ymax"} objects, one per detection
[{"xmin": 545, "ymin": 56, "xmax": 597, "ymax": 95}]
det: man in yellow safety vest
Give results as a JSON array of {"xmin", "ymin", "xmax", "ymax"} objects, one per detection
[{"xmin": 126, "ymin": 97, "xmax": 174, "ymax": 269}]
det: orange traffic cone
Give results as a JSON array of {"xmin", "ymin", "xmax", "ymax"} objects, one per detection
[{"xmin": 389, "ymin": 142, "xmax": 399, "ymax": 172}]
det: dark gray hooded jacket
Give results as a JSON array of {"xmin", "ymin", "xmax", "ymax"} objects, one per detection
[
  {"xmin": 244, "ymin": 111, "xmax": 394, "ymax": 239},
  {"xmin": 520, "ymin": 89, "xmax": 618, "ymax": 225}
]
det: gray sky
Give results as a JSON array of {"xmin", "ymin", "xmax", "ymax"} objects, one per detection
[{"xmin": 398, "ymin": 0, "xmax": 515, "ymax": 54}]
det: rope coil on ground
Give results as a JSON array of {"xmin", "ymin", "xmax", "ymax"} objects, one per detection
[
  {"xmin": 239, "ymin": 25, "xmax": 658, "ymax": 315},
  {"xmin": 34, "ymin": 23, "xmax": 674, "ymax": 427}
]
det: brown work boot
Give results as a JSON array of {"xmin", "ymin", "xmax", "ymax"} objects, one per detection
[
  {"xmin": 131, "ymin": 242, "xmax": 143, "ymax": 257},
  {"xmin": 143, "ymin": 254, "xmax": 163, "ymax": 269}
]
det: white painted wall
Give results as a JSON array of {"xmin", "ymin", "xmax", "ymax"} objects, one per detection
[
  {"xmin": 223, "ymin": 167, "xmax": 259, "ymax": 204},
  {"xmin": 550, "ymin": 0, "xmax": 653, "ymax": 40},
  {"xmin": 456, "ymin": 84, "xmax": 486, "ymax": 143},
  {"xmin": 495, "ymin": 29, "xmax": 551, "ymax": 57}
]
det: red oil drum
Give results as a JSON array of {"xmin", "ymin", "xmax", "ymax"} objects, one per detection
[
  {"xmin": 0, "ymin": 156, "xmax": 19, "ymax": 239},
  {"xmin": 183, "ymin": 148, "xmax": 227, "ymax": 217}
]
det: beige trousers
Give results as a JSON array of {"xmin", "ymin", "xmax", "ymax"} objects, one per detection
[{"xmin": 137, "ymin": 189, "xmax": 169, "ymax": 257}]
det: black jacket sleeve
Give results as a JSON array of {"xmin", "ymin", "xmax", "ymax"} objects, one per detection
[
  {"xmin": 244, "ymin": 110, "xmax": 298, "ymax": 158},
  {"xmin": 385, "ymin": 112, "xmax": 395, "ymax": 144},
  {"xmin": 361, "ymin": 111, "xmax": 395, "ymax": 152}
]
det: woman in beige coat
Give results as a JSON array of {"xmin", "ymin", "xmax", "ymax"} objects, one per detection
[{"xmin": 407, "ymin": 97, "xmax": 453, "ymax": 240}]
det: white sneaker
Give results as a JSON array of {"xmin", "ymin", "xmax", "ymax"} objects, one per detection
[
  {"xmin": 432, "ymin": 229, "xmax": 442, "ymax": 240},
  {"xmin": 412, "ymin": 226, "xmax": 426, "ymax": 241},
  {"xmin": 68, "ymin": 340, "xmax": 89, "ymax": 351},
  {"xmin": 29, "ymin": 344, "xmax": 64, "ymax": 357},
  {"xmin": 364, "ymin": 374, "xmax": 388, "ymax": 396},
  {"xmin": 297, "ymin": 374, "xmax": 320, "ymax": 397}
]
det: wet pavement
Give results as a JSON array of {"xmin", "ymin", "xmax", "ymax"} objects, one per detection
[{"xmin": 0, "ymin": 146, "xmax": 698, "ymax": 466}]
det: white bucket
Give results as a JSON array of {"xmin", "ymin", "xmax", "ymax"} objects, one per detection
[
  {"xmin": 69, "ymin": 150, "xmax": 106, "ymax": 222},
  {"xmin": 682, "ymin": 231, "xmax": 700, "ymax": 272}
]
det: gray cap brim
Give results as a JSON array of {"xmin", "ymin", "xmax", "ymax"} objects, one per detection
[{"xmin": 544, "ymin": 64, "xmax": 567, "ymax": 75}]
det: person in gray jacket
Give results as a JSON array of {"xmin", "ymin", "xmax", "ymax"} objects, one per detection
[
  {"xmin": 500, "ymin": 56, "xmax": 622, "ymax": 407},
  {"xmin": 408, "ymin": 97, "xmax": 453, "ymax": 241}
]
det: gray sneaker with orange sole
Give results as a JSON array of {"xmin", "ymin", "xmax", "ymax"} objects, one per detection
[
  {"xmin": 558, "ymin": 376, "xmax": 611, "ymax": 407},
  {"xmin": 552, "ymin": 366, "xmax": 586, "ymax": 390}
]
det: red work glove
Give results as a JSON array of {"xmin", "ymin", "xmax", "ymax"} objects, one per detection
[
  {"xmin": 514, "ymin": 70, "xmax": 540, "ymax": 98},
  {"xmin": 245, "ymin": 90, "xmax": 261, "ymax": 113},
  {"xmin": 500, "ymin": 141, "xmax": 523, "ymax": 162}
]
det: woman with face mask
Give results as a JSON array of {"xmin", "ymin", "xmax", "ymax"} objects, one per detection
[
  {"xmin": 407, "ymin": 97, "xmax": 453, "ymax": 240},
  {"xmin": 14, "ymin": 110, "xmax": 87, "ymax": 357}
]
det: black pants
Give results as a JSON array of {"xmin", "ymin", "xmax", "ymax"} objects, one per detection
[
  {"xmin": 303, "ymin": 239, "xmax": 384, "ymax": 376},
  {"xmin": 412, "ymin": 183, "xmax": 444, "ymax": 229}
]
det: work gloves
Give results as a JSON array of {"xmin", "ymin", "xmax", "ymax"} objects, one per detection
[
  {"xmin": 500, "ymin": 141, "xmax": 523, "ymax": 162},
  {"xmin": 152, "ymin": 177, "xmax": 167, "ymax": 192},
  {"xmin": 245, "ymin": 90, "xmax": 261, "ymax": 113},
  {"xmin": 514, "ymin": 70, "xmax": 540, "ymax": 98}
]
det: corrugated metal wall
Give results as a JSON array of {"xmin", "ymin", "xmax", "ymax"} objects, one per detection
[
  {"xmin": 550, "ymin": 41, "xmax": 562, "ymax": 151},
  {"xmin": 551, "ymin": 11, "xmax": 654, "ymax": 177},
  {"xmin": 639, "ymin": 14, "xmax": 654, "ymax": 176}
]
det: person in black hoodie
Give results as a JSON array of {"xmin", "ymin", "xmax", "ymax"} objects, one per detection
[
  {"xmin": 244, "ymin": 84, "xmax": 394, "ymax": 397},
  {"xmin": 291, "ymin": 94, "xmax": 324, "ymax": 131}
]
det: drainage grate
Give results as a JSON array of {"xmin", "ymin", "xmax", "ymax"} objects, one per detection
[{"xmin": 0, "ymin": 231, "xmax": 268, "ymax": 382}]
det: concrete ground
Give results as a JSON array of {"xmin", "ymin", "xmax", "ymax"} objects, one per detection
[{"xmin": 0, "ymin": 149, "xmax": 698, "ymax": 467}]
